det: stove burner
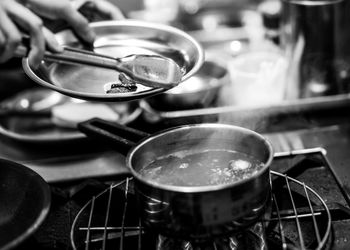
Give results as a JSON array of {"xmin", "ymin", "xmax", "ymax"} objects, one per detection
[
  {"xmin": 155, "ymin": 222, "xmax": 267, "ymax": 250},
  {"xmin": 70, "ymin": 152, "xmax": 333, "ymax": 250}
]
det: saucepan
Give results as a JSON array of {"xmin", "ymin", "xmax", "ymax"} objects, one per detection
[{"xmin": 78, "ymin": 119, "xmax": 273, "ymax": 241}]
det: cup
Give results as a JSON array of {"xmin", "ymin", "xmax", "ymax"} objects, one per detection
[
  {"xmin": 281, "ymin": 0, "xmax": 350, "ymax": 98},
  {"xmin": 227, "ymin": 51, "xmax": 288, "ymax": 106}
]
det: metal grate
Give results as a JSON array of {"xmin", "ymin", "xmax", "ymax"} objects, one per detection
[{"xmin": 70, "ymin": 171, "xmax": 332, "ymax": 250}]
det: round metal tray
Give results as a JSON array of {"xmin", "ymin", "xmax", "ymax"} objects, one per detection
[{"xmin": 22, "ymin": 20, "xmax": 204, "ymax": 102}]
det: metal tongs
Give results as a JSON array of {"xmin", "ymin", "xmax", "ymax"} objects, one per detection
[{"xmin": 15, "ymin": 38, "xmax": 183, "ymax": 89}]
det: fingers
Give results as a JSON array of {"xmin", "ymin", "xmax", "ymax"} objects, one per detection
[
  {"xmin": 89, "ymin": 0, "xmax": 125, "ymax": 20},
  {"xmin": 5, "ymin": 0, "xmax": 45, "ymax": 67},
  {"xmin": 43, "ymin": 27, "xmax": 63, "ymax": 53},
  {"xmin": 60, "ymin": 5, "xmax": 95, "ymax": 44},
  {"xmin": 0, "ymin": 6, "xmax": 22, "ymax": 63},
  {"xmin": 26, "ymin": 0, "xmax": 95, "ymax": 44},
  {"xmin": 0, "ymin": 0, "xmax": 105, "ymax": 66}
]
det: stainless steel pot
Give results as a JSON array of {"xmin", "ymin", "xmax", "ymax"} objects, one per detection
[{"xmin": 78, "ymin": 119, "xmax": 273, "ymax": 241}]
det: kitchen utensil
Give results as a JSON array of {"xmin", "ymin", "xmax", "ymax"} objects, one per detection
[
  {"xmin": 0, "ymin": 158, "xmax": 51, "ymax": 250},
  {"xmin": 22, "ymin": 20, "xmax": 204, "ymax": 102},
  {"xmin": 78, "ymin": 118, "xmax": 273, "ymax": 241},
  {"xmin": 0, "ymin": 88, "xmax": 141, "ymax": 144},
  {"xmin": 16, "ymin": 41, "xmax": 183, "ymax": 89},
  {"xmin": 145, "ymin": 61, "xmax": 229, "ymax": 111}
]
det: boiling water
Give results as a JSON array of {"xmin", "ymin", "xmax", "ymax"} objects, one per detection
[{"xmin": 139, "ymin": 150, "xmax": 264, "ymax": 187}]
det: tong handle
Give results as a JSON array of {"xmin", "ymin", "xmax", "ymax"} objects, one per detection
[{"xmin": 15, "ymin": 36, "xmax": 118, "ymax": 70}]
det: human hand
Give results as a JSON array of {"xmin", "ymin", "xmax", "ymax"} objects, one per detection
[
  {"xmin": 0, "ymin": 0, "xmax": 102, "ymax": 68},
  {"xmin": 72, "ymin": 0, "xmax": 125, "ymax": 21}
]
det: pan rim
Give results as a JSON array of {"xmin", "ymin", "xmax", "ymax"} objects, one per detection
[{"xmin": 0, "ymin": 158, "xmax": 51, "ymax": 250}]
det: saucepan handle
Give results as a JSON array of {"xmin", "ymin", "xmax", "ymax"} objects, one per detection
[{"xmin": 78, "ymin": 118, "xmax": 150, "ymax": 155}]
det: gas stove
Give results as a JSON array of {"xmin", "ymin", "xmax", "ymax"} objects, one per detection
[{"xmin": 65, "ymin": 148, "xmax": 349, "ymax": 250}]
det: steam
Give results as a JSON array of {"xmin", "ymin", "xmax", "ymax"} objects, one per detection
[
  {"xmin": 216, "ymin": 104, "xmax": 314, "ymax": 133},
  {"xmin": 215, "ymin": 81, "xmax": 319, "ymax": 134},
  {"xmin": 216, "ymin": 51, "xmax": 290, "ymax": 132}
]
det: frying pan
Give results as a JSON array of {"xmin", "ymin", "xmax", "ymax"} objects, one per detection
[
  {"xmin": 22, "ymin": 20, "xmax": 205, "ymax": 102},
  {"xmin": 0, "ymin": 159, "xmax": 51, "ymax": 250},
  {"xmin": 78, "ymin": 118, "xmax": 273, "ymax": 241}
]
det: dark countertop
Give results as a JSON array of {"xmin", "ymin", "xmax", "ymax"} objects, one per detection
[{"xmin": 266, "ymin": 123, "xmax": 350, "ymax": 201}]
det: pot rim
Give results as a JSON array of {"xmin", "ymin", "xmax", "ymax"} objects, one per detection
[{"xmin": 126, "ymin": 123, "xmax": 274, "ymax": 193}]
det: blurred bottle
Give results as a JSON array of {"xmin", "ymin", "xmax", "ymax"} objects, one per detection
[{"xmin": 281, "ymin": 0, "xmax": 350, "ymax": 99}]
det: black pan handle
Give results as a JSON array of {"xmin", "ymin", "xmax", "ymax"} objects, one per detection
[{"xmin": 78, "ymin": 118, "xmax": 150, "ymax": 155}]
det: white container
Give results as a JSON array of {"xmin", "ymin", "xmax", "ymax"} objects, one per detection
[{"xmin": 228, "ymin": 51, "xmax": 288, "ymax": 107}]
